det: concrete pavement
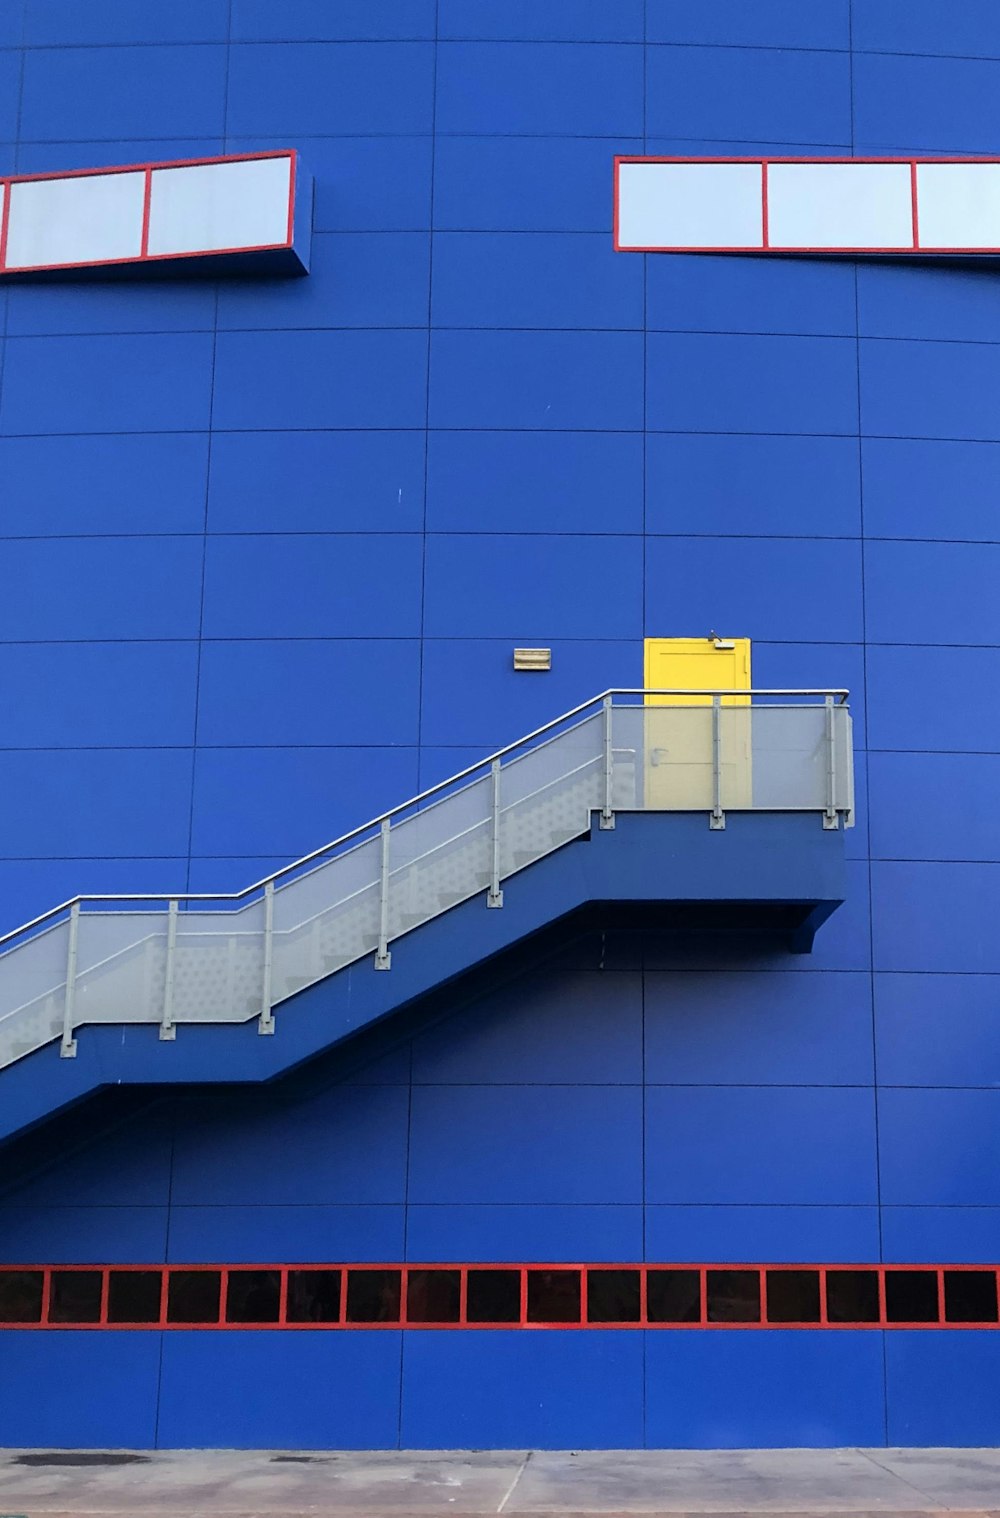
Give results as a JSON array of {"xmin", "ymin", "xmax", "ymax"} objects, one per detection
[{"xmin": 1, "ymin": 1447, "xmax": 1000, "ymax": 1518}]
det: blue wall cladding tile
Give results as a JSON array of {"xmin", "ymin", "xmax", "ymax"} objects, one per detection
[
  {"xmin": 0, "ymin": 537, "xmax": 204, "ymax": 640},
  {"xmin": 169, "ymin": 1087, "xmax": 410, "ymax": 1206},
  {"xmin": 14, "ymin": 138, "xmax": 226, "ymax": 175},
  {"xmin": 201, "ymin": 535, "xmax": 423, "ymax": 638},
  {"xmin": 401, "ymin": 1332, "xmax": 645, "ymax": 1449},
  {"xmin": 645, "ymin": 1087, "xmax": 879, "ymax": 1205},
  {"xmin": 427, "ymin": 431, "xmax": 644, "ymax": 534},
  {"xmin": 189, "ymin": 746, "xmax": 418, "ymax": 858},
  {"xmin": 438, "ymin": 0, "xmax": 644, "ymax": 42},
  {"xmin": 869, "ymin": 752, "xmax": 1000, "ymax": 863},
  {"xmin": 646, "ymin": 0, "xmax": 850, "ymax": 49},
  {"xmin": 432, "ymin": 232, "xmax": 642, "ymax": 330},
  {"xmin": 858, "ymin": 264, "xmax": 1000, "ymax": 344},
  {"xmin": 882, "ymin": 1207, "xmax": 1000, "ymax": 1265},
  {"xmin": 865, "ymin": 540, "xmax": 1000, "ymax": 646},
  {"xmin": 853, "ymin": 0, "xmax": 1000, "ymax": 58},
  {"xmin": 0, "ymin": 643, "xmax": 198, "ymax": 748},
  {"xmin": 6, "ymin": 273, "xmax": 217, "ymax": 339},
  {"xmin": 434, "ymin": 136, "xmax": 641, "ymax": 233},
  {"xmin": 645, "ymin": 1205, "xmax": 881, "ymax": 1264},
  {"xmin": 644, "ymin": 970, "xmax": 874, "ymax": 1085},
  {"xmin": 423, "ymin": 534, "xmax": 643, "ymax": 639},
  {"xmin": 411, "ymin": 970, "xmax": 643, "ymax": 1084},
  {"xmin": 25, "ymin": 0, "xmax": 229, "ymax": 44},
  {"xmin": 212, "ymin": 330, "xmax": 428, "ymax": 432},
  {"xmin": 862, "ymin": 438, "xmax": 1000, "ymax": 542},
  {"xmin": 0, "ymin": 1205, "xmax": 168, "ymax": 1264},
  {"xmin": 408, "ymin": 1086, "xmax": 643, "ymax": 1204},
  {"xmin": 862, "ymin": 337, "xmax": 1000, "ymax": 440},
  {"xmin": 0, "ymin": 1335, "xmax": 162, "ymax": 1449},
  {"xmin": 158, "ymin": 1333, "xmax": 404, "ymax": 1449},
  {"xmin": 0, "ymin": 860, "xmax": 184, "ymax": 940},
  {"xmin": 646, "ymin": 333, "xmax": 859, "ymax": 436},
  {"xmin": 430, "ymin": 330, "xmax": 643, "ymax": 431},
  {"xmin": 873, "ymin": 861, "xmax": 1000, "ymax": 974},
  {"xmin": 166, "ymin": 1204, "xmax": 406, "ymax": 1264},
  {"xmin": 0, "ymin": 749, "xmax": 193, "ymax": 858},
  {"xmin": 1, "ymin": 334, "xmax": 215, "ymax": 436},
  {"xmin": 20, "ymin": 45, "xmax": 227, "ymax": 139},
  {"xmin": 227, "ymin": 41, "xmax": 435, "ymax": 135},
  {"xmin": 404, "ymin": 1204, "xmax": 644, "ymax": 1263},
  {"xmin": 880, "ymin": 1089, "xmax": 1000, "ymax": 1206},
  {"xmin": 647, "ymin": 254, "xmax": 856, "ymax": 338},
  {"xmin": 209, "ymin": 431, "xmax": 426, "ymax": 534},
  {"xmin": 436, "ymin": 42, "xmax": 642, "ymax": 137},
  {"xmin": 875, "ymin": 974, "xmax": 1000, "ymax": 1089},
  {"xmin": 866, "ymin": 645, "xmax": 1000, "ymax": 753},
  {"xmin": 646, "ymin": 1333, "xmax": 886, "ymax": 1449},
  {"xmin": 644, "ymin": 536, "xmax": 864, "ymax": 644},
  {"xmin": 295, "ymin": 137, "xmax": 433, "ymax": 232},
  {"xmin": 217, "ymin": 233, "xmax": 431, "ymax": 331},
  {"xmin": 886, "ymin": 1335, "xmax": 1000, "ymax": 1448},
  {"xmin": 645, "ymin": 45, "xmax": 852, "ymax": 144},
  {"xmin": 231, "ymin": 0, "xmax": 436, "ymax": 40},
  {"xmin": 196, "ymin": 639, "xmax": 421, "ymax": 747},
  {"xmin": 645, "ymin": 434, "xmax": 862, "ymax": 538},
  {"xmin": 854, "ymin": 53, "xmax": 1000, "ymax": 153}
]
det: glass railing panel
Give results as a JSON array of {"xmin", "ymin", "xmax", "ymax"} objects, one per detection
[
  {"xmin": 385, "ymin": 774, "xmax": 492, "ymax": 941},
  {"xmin": 613, "ymin": 705, "xmax": 715, "ymax": 810},
  {"xmin": 498, "ymin": 714, "xmax": 603, "ymax": 876},
  {"xmin": 0, "ymin": 918, "xmax": 70, "ymax": 1066},
  {"xmin": 74, "ymin": 912, "xmax": 169, "ymax": 1025},
  {"xmin": 270, "ymin": 835, "xmax": 381, "ymax": 1002},
  {"xmin": 169, "ymin": 901, "xmax": 267, "ymax": 1024}
]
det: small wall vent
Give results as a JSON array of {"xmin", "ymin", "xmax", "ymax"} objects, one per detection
[{"xmin": 513, "ymin": 648, "xmax": 552, "ymax": 671}]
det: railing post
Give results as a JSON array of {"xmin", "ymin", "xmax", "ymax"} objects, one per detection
[
  {"xmin": 824, "ymin": 694, "xmax": 839, "ymax": 830},
  {"xmin": 159, "ymin": 898, "xmax": 178, "ymax": 1041},
  {"xmin": 259, "ymin": 881, "xmax": 275, "ymax": 1033},
  {"xmin": 60, "ymin": 902, "xmax": 80, "ymax": 1058},
  {"xmin": 488, "ymin": 759, "xmax": 504, "ymax": 907},
  {"xmin": 600, "ymin": 695, "xmax": 615, "ymax": 829},
  {"xmin": 375, "ymin": 819, "xmax": 392, "ymax": 969},
  {"xmin": 710, "ymin": 695, "xmax": 725, "ymax": 830}
]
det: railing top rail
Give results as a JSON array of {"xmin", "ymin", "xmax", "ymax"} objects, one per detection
[{"xmin": 0, "ymin": 686, "xmax": 850, "ymax": 949}]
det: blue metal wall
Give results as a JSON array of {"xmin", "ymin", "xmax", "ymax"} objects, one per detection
[{"xmin": 2, "ymin": 0, "xmax": 1000, "ymax": 1449}]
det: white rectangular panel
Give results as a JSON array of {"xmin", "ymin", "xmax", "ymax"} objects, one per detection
[
  {"xmin": 617, "ymin": 161, "xmax": 763, "ymax": 250},
  {"xmin": 767, "ymin": 162, "xmax": 913, "ymax": 249},
  {"xmin": 147, "ymin": 155, "xmax": 293, "ymax": 257},
  {"xmin": 916, "ymin": 162, "xmax": 1000, "ymax": 249},
  {"xmin": 5, "ymin": 170, "xmax": 145, "ymax": 270}
]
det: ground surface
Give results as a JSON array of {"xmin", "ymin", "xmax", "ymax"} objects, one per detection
[{"xmin": 0, "ymin": 1448, "xmax": 999, "ymax": 1518}]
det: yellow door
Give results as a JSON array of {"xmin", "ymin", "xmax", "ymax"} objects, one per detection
[{"xmin": 643, "ymin": 637, "xmax": 752, "ymax": 810}]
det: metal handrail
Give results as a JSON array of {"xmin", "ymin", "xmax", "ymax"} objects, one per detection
[{"xmin": 0, "ymin": 687, "xmax": 850, "ymax": 952}]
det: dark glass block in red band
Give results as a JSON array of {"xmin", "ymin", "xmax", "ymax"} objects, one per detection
[
  {"xmin": 0, "ymin": 1270, "xmax": 43, "ymax": 1323},
  {"xmin": 587, "ymin": 1269, "xmax": 641, "ymax": 1323},
  {"xmin": 225, "ymin": 1269, "xmax": 281, "ymax": 1324},
  {"xmin": 49, "ymin": 1270, "xmax": 102, "ymax": 1324},
  {"xmin": 825, "ymin": 1270, "xmax": 879, "ymax": 1323},
  {"xmin": 108, "ymin": 1270, "xmax": 162, "ymax": 1324},
  {"xmin": 707, "ymin": 1269, "xmax": 761, "ymax": 1323},
  {"xmin": 944, "ymin": 1271, "xmax": 999, "ymax": 1324},
  {"xmin": 406, "ymin": 1269, "xmax": 461, "ymax": 1324},
  {"xmin": 765, "ymin": 1270, "xmax": 821, "ymax": 1323},
  {"xmin": 287, "ymin": 1269, "xmax": 341, "ymax": 1323},
  {"xmin": 646, "ymin": 1269, "xmax": 701, "ymax": 1323},
  {"xmin": 346, "ymin": 1269, "xmax": 401, "ymax": 1323},
  {"xmin": 885, "ymin": 1270, "xmax": 939, "ymax": 1323},
  {"xmin": 466, "ymin": 1269, "xmax": 520, "ymax": 1323},
  {"xmin": 527, "ymin": 1269, "xmax": 581, "ymax": 1323},
  {"xmin": 167, "ymin": 1271, "xmax": 221, "ymax": 1324}
]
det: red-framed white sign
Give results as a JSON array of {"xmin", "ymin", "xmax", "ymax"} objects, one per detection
[
  {"xmin": 615, "ymin": 155, "xmax": 1000, "ymax": 255},
  {"xmin": 0, "ymin": 149, "xmax": 310, "ymax": 277}
]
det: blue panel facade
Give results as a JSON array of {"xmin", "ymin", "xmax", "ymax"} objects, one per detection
[{"xmin": 1, "ymin": 0, "xmax": 999, "ymax": 1454}]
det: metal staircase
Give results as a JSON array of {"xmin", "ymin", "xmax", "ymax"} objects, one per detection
[{"xmin": 0, "ymin": 690, "xmax": 853, "ymax": 1073}]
